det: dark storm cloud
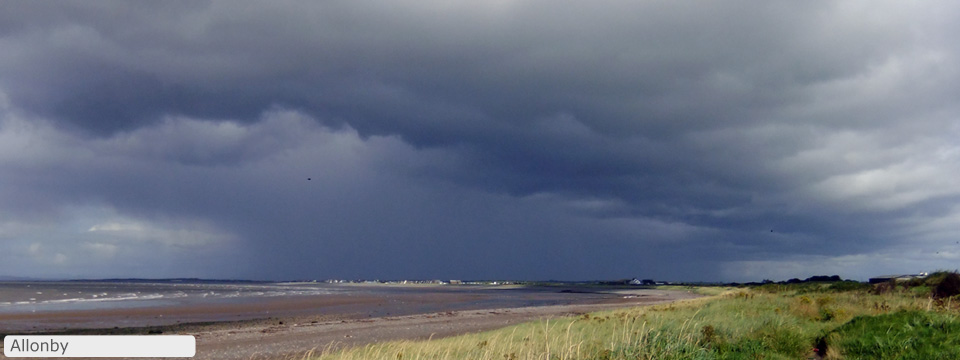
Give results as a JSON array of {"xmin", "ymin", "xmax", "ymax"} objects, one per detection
[
  {"xmin": 1, "ymin": 1, "xmax": 959, "ymax": 281},
  {"xmin": 0, "ymin": 2, "xmax": 917, "ymax": 135}
]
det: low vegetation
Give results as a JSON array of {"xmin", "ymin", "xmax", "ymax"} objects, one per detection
[
  {"xmin": 823, "ymin": 310, "xmax": 960, "ymax": 359},
  {"xmin": 312, "ymin": 272, "xmax": 960, "ymax": 360}
]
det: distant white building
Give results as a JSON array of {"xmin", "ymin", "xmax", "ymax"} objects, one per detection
[{"xmin": 868, "ymin": 274, "xmax": 927, "ymax": 284}]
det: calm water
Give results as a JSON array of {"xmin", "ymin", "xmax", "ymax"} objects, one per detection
[{"xmin": 0, "ymin": 280, "xmax": 342, "ymax": 313}]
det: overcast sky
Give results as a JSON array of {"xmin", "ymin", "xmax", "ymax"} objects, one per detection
[{"xmin": 1, "ymin": 1, "xmax": 959, "ymax": 282}]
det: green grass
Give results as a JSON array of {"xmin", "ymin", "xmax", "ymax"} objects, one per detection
[
  {"xmin": 311, "ymin": 278, "xmax": 960, "ymax": 360},
  {"xmin": 823, "ymin": 310, "xmax": 960, "ymax": 360}
]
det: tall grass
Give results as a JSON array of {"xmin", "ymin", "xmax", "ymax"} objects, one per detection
[
  {"xmin": 310, "ymin": 282, "xmax": 960, "ymax": 360},
  {"xmin": 823, "ymin": 310, "xmax": 960, "ymax": 359}
]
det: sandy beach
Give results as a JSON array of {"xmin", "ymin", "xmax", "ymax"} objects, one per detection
[{"xmin": 0, "ymin": 286, "xmax": 699, "ymax": 359}]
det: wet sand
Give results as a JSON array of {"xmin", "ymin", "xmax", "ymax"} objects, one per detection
[{"xmin": 0, "ymin": 286, "xmax": 699, "ymax": 359}]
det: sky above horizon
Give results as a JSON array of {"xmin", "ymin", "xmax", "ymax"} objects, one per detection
[{"xmin": 2, "ymin": 1, "xmax": 959, "ymax": 282}]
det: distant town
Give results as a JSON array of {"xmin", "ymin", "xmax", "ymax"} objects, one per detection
[
  {"xmin": 314, "ymin": 273, "xmax": 935, "ymax": 287},
  {"xmin": 317, "ymin": 278, "xmax": 678, "ymax": 286},
  {"xmin": 2, "ymin": 273, "xmax": 936, "ymax": 286}
]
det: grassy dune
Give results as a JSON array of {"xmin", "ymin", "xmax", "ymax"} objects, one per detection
[{"xmin": 313, "ymin": 274, "xmax": 960, "ymax": 360}]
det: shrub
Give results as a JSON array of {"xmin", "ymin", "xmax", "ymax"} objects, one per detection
[
  {"xmin": 827, "ymin": 281, "xmax": 871, "ymax": 292},
  {"xmin": 925, "ymin": 271, "xmax": 955, "ymax": 286},
  {"xmin": 818, "ymin": 307, "xmax": 836, "ymax": 322},
  {"xmin": 871, "ymin": 281, "xmax": 895, "ymax": 295},
  {"xmin": 700, "ymin": 325, "xmax": 718, "ymax": 348},
  {"xmin": 910, "ymin": 285, "xmax": 932, "ymax": 298},
  {"xmin": 933, "ymin": 272, "xmax": 960, "ymax": 299}
]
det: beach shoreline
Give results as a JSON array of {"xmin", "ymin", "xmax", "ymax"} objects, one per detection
[{"xmin": 0, "ymin": 286, "xmax": 699, "ymax": 359}]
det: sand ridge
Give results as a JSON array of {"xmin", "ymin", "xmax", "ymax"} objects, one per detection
[{"xmin": 193, "ymin": 289, "xmax": 699, "ymax": 360}]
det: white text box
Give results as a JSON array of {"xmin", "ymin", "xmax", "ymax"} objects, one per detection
[{"xmin": 3, "ymin": 335, "xmax": 195, "ymax": 357}]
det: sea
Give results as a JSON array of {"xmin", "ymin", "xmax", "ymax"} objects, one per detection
[
  {"xmin": 0, "ymin": 280, "xmax": 343, "ymax": 314},
  {"xmin": 0, "ymin": 280, "xmax": 624, "ymax": 332}
]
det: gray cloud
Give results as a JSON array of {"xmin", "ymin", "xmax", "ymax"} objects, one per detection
[{"xmin": 1, "ymin": 1, "xmax": 959, "ymax": 281}]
